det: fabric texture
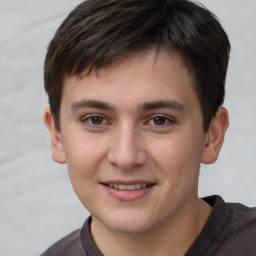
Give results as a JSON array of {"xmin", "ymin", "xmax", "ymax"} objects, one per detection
[{"xmin": 41, "ymin": 195, "xmax": 256, "ymax": 256}]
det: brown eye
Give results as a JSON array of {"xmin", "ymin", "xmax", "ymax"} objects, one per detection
[
  {"xmin": 153, "ymin": 116, "xmax": 167, "ymax": 125},
  {"xmin": 82, "ymin": 115, "xmax": 107, "ymax": 127},
  {"xmin": 81, "ymin": 115, "xmax": 111, "ymax": 131},
  {"xmin": 90, "ymin": 116, "xmax": 104, "ymax": 125}
]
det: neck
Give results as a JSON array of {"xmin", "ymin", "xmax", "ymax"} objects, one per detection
[{"xmin": 90, "ymin": 198, "xmax": 212, "ymax": 256}]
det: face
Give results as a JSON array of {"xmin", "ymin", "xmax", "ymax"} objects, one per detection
[{"xmin": 52, "ymin": 50, "xmax": 210, "ymax": 235}]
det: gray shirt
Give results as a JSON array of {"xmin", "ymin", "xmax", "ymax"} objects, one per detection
[{"xmin": 41, "ymin": 195, "xmax": 256, "ymax": 256}]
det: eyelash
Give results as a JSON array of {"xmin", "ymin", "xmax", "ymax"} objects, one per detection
[
  {"xmin": 146, "ymin": 115, "xmax": 175, "ymax": 127},
  {"xmin": 81, "ymin": 114, "xmax": 175, "ymax": 129},
  {"xmin": 81, "ymin": 115, "xmax": 110, "ymax": 128}
]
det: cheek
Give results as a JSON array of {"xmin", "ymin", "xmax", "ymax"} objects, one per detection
[
  {"xmin": 150, "ymin": 134, "xmax": 203, "ymax": 180},
  {"xmin": 63, "ymin": 136, "xmax": 108, "ymax": 207},
  {"xmin": 63, "ymin": 133, "xmax": 108, "ymax": 178}
]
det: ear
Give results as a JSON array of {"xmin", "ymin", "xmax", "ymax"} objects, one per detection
[
  {"xmin": 201, "ymin": 107, "xmax": 229, "ymax": 164},
  {"xmin": 43, "ymin": 107, "xmax": 66, "ymax": 164}
]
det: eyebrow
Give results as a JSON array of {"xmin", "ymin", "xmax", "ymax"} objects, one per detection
[
  {"xmin": 140, "ymin": 100, "xmax": 185, "ymax": 112},
  {"xmin": 71, "ymin": 99, "xmax": 185, "ymax": 112},
  {"xmin": 71, "ymin": 99, "xmax": 115, "ymax": 111}
]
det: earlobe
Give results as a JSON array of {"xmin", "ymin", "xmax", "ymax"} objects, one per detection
[
  {"xmin": 43, "ymin": 107, "xmax": 66, "ymax": 164},
  {"xmin": 201, "ymin": 108, "xmax": 229, "ymax": 164}
]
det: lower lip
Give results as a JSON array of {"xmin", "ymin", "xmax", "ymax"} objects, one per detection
[{"xmin": 103, "ymin": 185, "xmax": 154, "ymax": 201}]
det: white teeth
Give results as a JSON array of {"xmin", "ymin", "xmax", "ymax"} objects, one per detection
[
  {"xmin": 135, "ymin": 184, "xmax": 142, "ymax": 189},
  {"xmin": 119, "ymin": 184, "xmax": 127, "ymax": 190},
  {"xmin": 108, "ymin": 184, "xmax": 148, "ymax": 190},
  {"xmin": 127, "ymin": 185, "xmax": 136, "ymax": 190}
]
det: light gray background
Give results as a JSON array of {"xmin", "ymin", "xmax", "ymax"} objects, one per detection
[{"xmin": 0, "ymin": 1, "xmax": 255, "ymax": 255}]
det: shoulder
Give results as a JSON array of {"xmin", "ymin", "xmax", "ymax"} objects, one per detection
[
  {"xmin": 204, "ymin": 195, "xmax": 256, "ymax": 228},
  {"xmin": 225, "ymin": 200, "xmax": 256, "ymax": 236},
  {"xmin": 204, "ymin": 196, "xmax": 256, "ymax": 255},
  {"xmin": 40, "ymin": 229, "xmax": 85, "ymax": 256},
  {"xmin": 218, "ymin": 201, "xmax": 256, "ymax": 254},
  {"xmin": 40, "ymin": 216, "xmax": 102, "ymax": 256}
]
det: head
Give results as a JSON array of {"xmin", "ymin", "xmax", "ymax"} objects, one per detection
[
  {"xmin": 43, "ymin": 0, "xmax": 230, "ymax": 241},
  {"xmin": 44, "ymin": 0, "xmax": 230, "ymax": 133}
]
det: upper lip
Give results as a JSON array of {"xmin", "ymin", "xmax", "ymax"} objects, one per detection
[{"xmin": 101, "ymin": 180, "xmax": 156, "ymax": 186}]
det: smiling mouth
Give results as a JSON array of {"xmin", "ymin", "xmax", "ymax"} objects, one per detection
[
  {"xmin": 102, "ymin": 182, "xmax": 156, "ymax": 201},
  {"xmin": 104, "ymin": 183, "xmax": 154, "ymax": 191}
]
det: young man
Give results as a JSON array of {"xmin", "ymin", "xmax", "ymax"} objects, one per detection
[{"xmin": 42, "ymin": 0, "xmax": 256, "ymax": 255}]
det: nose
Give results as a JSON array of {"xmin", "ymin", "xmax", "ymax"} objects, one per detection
[{"xmin": 107, "ymin": 123, "xmax": 147, "ymax": 170}]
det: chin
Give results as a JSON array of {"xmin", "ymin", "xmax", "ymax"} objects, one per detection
[
  {"xmin": 109, "ymin": 221, "xmax": 151, "ymax": 234},
  {"xmin": 95, "ymin": 210, "xmax": 156, "ymax": 235}
]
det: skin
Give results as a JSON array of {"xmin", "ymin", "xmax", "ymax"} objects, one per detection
[{"xmin": 44, "ymin": 49, "xmax": 229, "ymax": 256}]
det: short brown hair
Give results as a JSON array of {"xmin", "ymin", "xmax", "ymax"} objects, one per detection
[{"xmin": 44, "ymin": 0, "xmax": 230, "ymax": 132}]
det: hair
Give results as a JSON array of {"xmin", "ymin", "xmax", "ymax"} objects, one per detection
[{"xmin": 44, "ymin": 0, "xmax": 230, "ymax": 132}]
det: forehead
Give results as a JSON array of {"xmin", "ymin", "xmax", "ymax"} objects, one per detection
[
  {"xmin": 92, "ymin": 49, "xmax": 194, "ymax": 82},
  {"xmin": 62, "ymin": 49, "xmax": 199, "ymax": 111}
]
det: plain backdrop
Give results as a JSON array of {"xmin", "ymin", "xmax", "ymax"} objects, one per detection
[{"xmin": 0, "ymin": 1, "xmax": 255, "ymax": 255}]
